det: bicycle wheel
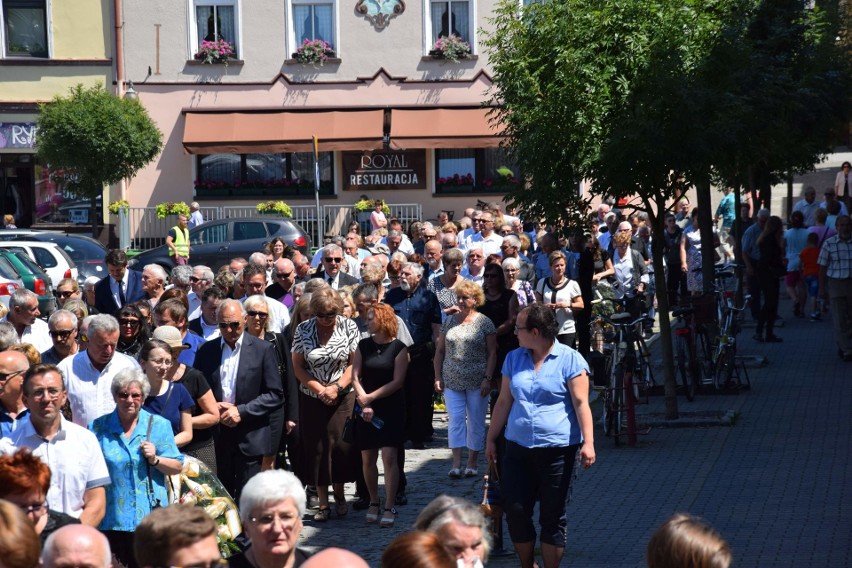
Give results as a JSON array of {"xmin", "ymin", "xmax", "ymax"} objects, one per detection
[
  {"xmin": 610, "ymin": 364, "xmax": 624, "ymax": 445},
  {"xmin": 695, "ymin": 327, "xmax": 714, "ymax": 385},
  {"xmin": 713, "ymin": 345, "xmax": 733, "ymax": 391},
  {"xmin": 675, "ymin": 336, "xmax": 695, "ymax": 401}
]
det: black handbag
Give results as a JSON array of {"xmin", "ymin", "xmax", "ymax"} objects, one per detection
[{"xmin": 341, "ymin": 410, "xmax": 356, "ymax": 444}]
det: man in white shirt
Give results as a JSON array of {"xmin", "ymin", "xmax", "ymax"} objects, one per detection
[
  {"xmin": 380, "ymin": 219, "xmax": 415, "ymax": 255},
  {"xmin": 188, "ymin": 201, "xmax": 204, "ymax": 229},
  {"xmin": 188, "ymin": 287, "xmax": 224, "ymax": 341},
  {"xmin": 792, "ymin": 186, "xmax": 820, "ymax": 227},
  {"xmin": 468, "ymin": 211, "xmax": 503, "ymax": 257},
  {"xmin": 241, "ymin": 263, "xmax": 291, "ymax": 332},
  {"xmin": 9, "ymin": 363, "xmax": 110, "ymax": 526},
  {"xmin": 169, "ymin": 265, "xmax": 201, "ymax": 317},
  {"xmin": 460, "ymin": 245, "xmax": 486, "ymax": 286},
  {"xmin": 57, "ymin": 314, "xmax": 141, "ymax": 427},
  {"xmin": 2, "ymin": 288, "xmax": 51, "ymax": 352}
]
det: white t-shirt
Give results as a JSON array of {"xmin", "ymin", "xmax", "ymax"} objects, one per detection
[
  {"xmin": 535, "ymin": 277, "xmax": 582, "ymax": 335},
  {"xmin": 57, "ymin": 351, "xmax": 142, "ymax": 427}
]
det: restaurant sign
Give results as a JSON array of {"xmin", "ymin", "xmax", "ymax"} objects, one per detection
[{"xmin": 342, "ymin": 150, "xmax": 426, "ymax": 191}]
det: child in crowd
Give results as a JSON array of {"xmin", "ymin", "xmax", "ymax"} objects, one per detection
[{"xmin": 799, "ymin": 231, "xmax": 822, "ymax": 321}]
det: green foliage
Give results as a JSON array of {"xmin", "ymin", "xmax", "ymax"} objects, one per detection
[
  {"xmin": 354, "ymin": 199, "xmax": 389, "ymax": 213},
  {"xmin": 107, "ymin": 200, "xmax": 130, "ymax": 215},
  {"xmin": 256, "ymin": 200, "xmax": 293, "ymax": 217},
  {"xmin": 36, "ymin": 83, "xmax": 163, "ymax": 199},
  {"xmin": 156, "ymin": 201, "xmax": 190, "ymax": 219}
]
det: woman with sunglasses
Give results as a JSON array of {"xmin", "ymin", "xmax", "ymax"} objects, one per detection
[
  {"xmin": 54, "ymin": 278, "xmax": 82, "ymax": 309},
  {"xmin": 480, "ymin": 264, "xmax": 519, "ymax": 384},
  {"xmin": 138, "ymin": 338, "xmax": 194, "ymax": 448},
  {"xmin": 434, "ymin": 280, "xmax": 496, "ymax": 479},
  {"xmin": 90, "ymin": 367, "xmax": 183, "ymax": 568},
  {"xmin": 243, "ymin": 295, "xmax": 299, "ymax": 473},
  {"xmin": 291, "ymin": 287, "xmax": 360, "ymax": 522},
  {"xmin": 116, "ymin": 305, "xmax": 150, "ymax": 359}
]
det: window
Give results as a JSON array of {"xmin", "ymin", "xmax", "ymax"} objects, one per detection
[
  {"xmin": 30, "ymin": 247, "xmax": 57, "ymax": 268},
  {"xmin": 2, "ymin": 0, "xmax": 48, "ymax": 57},
  {"xmin": 290, "ymin": 0, "xmax": 334, "ymax": 51},
  {"xmin": 191, "ymin": 223, "xmax": 227, "ymax": 246},
  {"xmin": 233, "ymin": 222, "xmax": 266, "ymax": 241},
  {"xmin": 434, "ymin": 147, "xmax": 521, "ymax": 194},
  {"xmin": 192, "ymin": 0, "xmax": 238, "ymax": 58},
  {"xmin": 195, "ymin": 152, "xmax": 335, "ymax": 198},
  {"xmin": 429, "ymin": 0, "xmax": 471, "ymax": 44}
]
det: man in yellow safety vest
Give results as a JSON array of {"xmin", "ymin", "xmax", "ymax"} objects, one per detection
[{"xmin": 166, "ymin": 213, "xmax": 190, "ymax": 265}]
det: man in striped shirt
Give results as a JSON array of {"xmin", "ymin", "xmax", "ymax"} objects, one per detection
[{"xmin": 818, "ymin": 215, "xmax": 852, "ymax": 361}]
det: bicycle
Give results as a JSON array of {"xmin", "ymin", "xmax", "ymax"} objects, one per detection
[
  {"xmin": 670, "ymin": 305, "xmax": 702, "ymax": 401},
  {"xmin": 592, "ymin": 311, "xmax": 653, "ymax": 446}
]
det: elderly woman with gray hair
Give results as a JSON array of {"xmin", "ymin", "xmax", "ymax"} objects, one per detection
[
  {"xmin": 428, "ymin": 247, "xmax": 466, "ymax": 321},
  {"xmin": 415, "ymin": 495, "xmax": 492, "ymax": 568},
  {"xmin": 228, "ymin": 470, "xmax": 312, "ymax": 568},
  {"xmin": 89, "ymin": 368, "xmax": 183, "ymax": 568}
]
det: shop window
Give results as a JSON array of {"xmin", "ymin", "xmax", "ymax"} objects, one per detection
[
  {"xmin": 429, "ymin": 0, "xmax": 471, "ymax": 45},
  {"xmin": 195, "ymin": 152, "xmax": 334, "ymax": 198},
  {"xmin": 192, "ymin": 0, "xmax": 239, "ymax": 59},
  {"xmin": 289, "ymin": 0, "xmax": 335, "ymax": 54},
  {"xmin": 2, "ymin": 0, "xmax": 49, "ymax": 57},
  {"xmin": 434, "ymin": 147, "xmax": 521, "ymax": 195}
]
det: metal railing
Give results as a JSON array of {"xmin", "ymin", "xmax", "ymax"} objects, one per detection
[{"xmin": 126, "ymin": 203, "xmax": 422, "ymax": 251}]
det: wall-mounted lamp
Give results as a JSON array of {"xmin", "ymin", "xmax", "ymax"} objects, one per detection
[{"xmin": 124, "ymin": 81, "xmax": 138, "ymax": 100}]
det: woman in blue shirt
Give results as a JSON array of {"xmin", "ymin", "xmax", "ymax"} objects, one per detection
[
  {"xmin": 90, "ymin": 368, "xmax": 183, "ymax": 568},
  {"xmin": 486, "ymin": 303, "xmax": 595, "ymax": 568}
]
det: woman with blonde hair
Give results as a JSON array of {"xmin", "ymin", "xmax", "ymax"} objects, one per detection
[{"xmin": 434, "ymin": 279, "xmax": 496, "ymax": 479}]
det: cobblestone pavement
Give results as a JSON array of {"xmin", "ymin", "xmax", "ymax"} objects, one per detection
[{"xmin": 296, "ymin": 295, "xmax": 852, "ymax": 567}]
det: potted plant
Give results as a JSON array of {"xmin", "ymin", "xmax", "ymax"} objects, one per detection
[
  {"xmin": 155, "ymin": 201, "xmax": 191, "ymax": 219},
  {"xmin": 107, "ymin": 199, "xmax": 130, "ymax": 215},
  {"xmin": 193, "ymin": 39, "xmax": 236, "ymax": 65},
  {"xmin": 429, "ymin": 35, "xmax": 472, "ymax": 62},
  {"xmin": 293, "ymin": 39, "xmax": 335, "ymax": 65},
  {"xmin": 354, "ymin": 198, "xmax": 389, "ymax": 222},
  {"xmin": 437, "ymin": 173, "xmax": 475, "ymax": 192},
  {"xmin": 256, "ymin": 200, "xmax": 293, "ymax": 217}
]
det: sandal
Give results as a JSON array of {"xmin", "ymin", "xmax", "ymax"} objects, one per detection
[
  {"xmin": 463, "ymin": 467, "xmax": 479, "ymax": 478},
  {"xmin": 334, "ymin": 494, "xmax": 348, "ymax": 517},
  {"xmin": 366, "ymin": 502, "xmax": 381, "ymax": 523},
  {"xmin": 448, "ymin": 467, "xmax": 463, "ymax": 479},
  {"xmin": 380, "ymin": 507, "xmax": 397, "ymax": 528},
  {"xmin": 313, "ymin": 506, "xmax": 331, "ymax": 522}
]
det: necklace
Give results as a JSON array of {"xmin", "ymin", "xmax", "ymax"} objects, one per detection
[{"xmin": 374, "ymin": 336, "xmax": 394, "ymax": 354}]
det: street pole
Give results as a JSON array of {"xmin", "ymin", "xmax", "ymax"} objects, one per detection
[{"xmin": 313, "ymin": 136, "xmax": 322, "ymax": 251}]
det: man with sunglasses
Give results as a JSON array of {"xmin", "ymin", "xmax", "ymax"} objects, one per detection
[
  {"xmin": 266, "ymin": 258, "xmax": 297, "ymax": 309},
  {"xmin": 0, "ymin": 350, "xmax": 30, "ymax": 437},
  {"xmin": 193, "ymin": 299, "xmax": 284, "ymax": 499},
  {"xmin": 7, "ymin": 363, "xmax": 110, "ymax": 526},
  {"xmin": 311, "ymin": 244, "xmax": 359, "ymax": 290},
  {"xmin": 40, "ymin": 310, "xmax": 80, "ymax": 365},
  {"xmin": 3, "ymin": 288, "xmax": 51, "ymax": 352},
  {"xmin": 240, "ymin": 263, "xmax": 290, "ymax": 332},
  {"xmin": 468, "ymin": 211, "xmax": 503, "ymax": 257}
]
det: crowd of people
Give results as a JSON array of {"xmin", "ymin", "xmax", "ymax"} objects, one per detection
[{"xmin": 14, "ymin": 186, "xmax": 847, "ymax": 566}]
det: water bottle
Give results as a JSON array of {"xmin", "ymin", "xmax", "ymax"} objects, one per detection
[{"xmin": 354, "ymin": 405, "xmax": 384, "ymax": 429}]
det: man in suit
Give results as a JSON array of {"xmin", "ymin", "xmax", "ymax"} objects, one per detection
[
  {"xmin": 193, "ymin": 299, "xmax": 283, "ymax": 499},
  {"xmin": 311, "ymin": 244, "xmax": 359, "ymax": 289},
  {"xmin": 94, "ymin": 250, "xmax": 145, "ymax": 316}
]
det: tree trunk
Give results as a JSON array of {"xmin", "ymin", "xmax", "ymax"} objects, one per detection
[
  {"xmin": 651, "ymin": 194, "xmax": 679, "ymax": 420},
  {"xmin": 785, "ymin": 171, "xmax": 794, "ymax": 220},
  {"xmin": 695, "ymin": 179, "xmax": 716, "ymax": 294},
  {"xmin": 733, "ymin": 182, "xmax": 746, "ymax": 304}
]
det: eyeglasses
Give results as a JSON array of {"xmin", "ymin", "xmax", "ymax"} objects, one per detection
[
  {"xmin": 276, "ymin": 271, "xmax": 293, "ymax": 279},
  {"xmin": 29, "ymin": 387, "xmax": 63, "ymax": 400},
  {"xmin": 324, "ymin": 257, "xmax": 343, "ymax": 263},
  {"xmin": 499, "ymin": 230, "xmax": 512, "ymax": 235},
  {"xmin": 389, "ymin": 275, "xmax": 401, "ymax": 281},
  {"xmin": 18, "ymin": 502, "xmax": 46, "ymax": 515},
  {"xmin": 218, "ymin": 321, "xmax": 242, "ymax": 331},
  {"xmin": 117, "ymin": 391, "xmax": 143, "ymax": 400},
  {"xmin": 503, "ymin": 268, "xmax": 519, "ymax": 274},
  {"xmin": 55, "ymin": 290, "xmax": 76, "ymax": 298},
  {"xmin": 500, "ymin": 245, "xmax": 513, "ymax": 250},
  {"xmin": 189, "ymin": 276, "xmax": 201, "ymax": 283},
  {"xmin": 119, "ymin": 318, "xmax": 140, "ymax": 327},
  {"xmin": 250, "ymin": 512, "xmax": 299, "ymax": 529},
  {"xmin": 247, "ymin": 310, "xmax": 268, "ymax": 319},
  {"xmin": 468, "ymin": 255, "xmax": 483, "ymax": 259},
  {"xmin": 0, "ymin": 370, "xmax": 24, "ymax": 384},
  {"xmin": 316, "ymin": 312, "xmax": 338, "ymax": 319},
  {"xmin": 49, "ymin": 329, "xmax": 76, "ymax": 339}
]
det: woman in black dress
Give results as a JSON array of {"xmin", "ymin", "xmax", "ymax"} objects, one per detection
[
  {"xmin": 479, "ymin": 263, "xmax": 518, "ymax": 386},
  {"xmin": 352, "ymin": 303, "xmax": 409, "ymax": 528},
  {"xmin": 755, "ymin": 215, "xmax": 786, "ymax": 343}
]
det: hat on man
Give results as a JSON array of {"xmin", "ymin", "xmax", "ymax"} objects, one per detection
[{"xmin": 152, "ymin": 325, "xmax": 189, "ymax": 350}]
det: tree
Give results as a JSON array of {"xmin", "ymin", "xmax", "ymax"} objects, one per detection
[{"xmin": 36, "ymin": 83, "xmax": 163, "ymax": 237}]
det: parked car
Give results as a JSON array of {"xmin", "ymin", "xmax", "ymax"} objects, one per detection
[
  {"xmin": 10, "ymin": 233, "xmax": 108, "ymax": 285},
  {"xmin": 0, "ymin": 255, "xmax": 23, "ymax": 310},
  {"xmin": 0, "ymin": 250, "xmax": 56, "ymax": 314},
  {"xmin": 128, "ymin": 217, "xmax": 311, "ymax": 273},
  {"xmin": 0, "ymin": 241, "xmax": 78, "ymax": 286}
]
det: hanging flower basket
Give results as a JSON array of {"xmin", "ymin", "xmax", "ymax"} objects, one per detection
[
  {"xmin": 256, "ymin": 200, "xmax": 293, "ymax": 217},
  {"xmin": 155, "ymin": 201, "xmax": 191, "ymax": 219},
  {"xmin": 108, "ymin": 199, "xmax": 130, "ymax": 215},
  {"xmin": 293, "ymin": 39, "xmax": 335, "ymax": 65},
  {"xmin": 193, "ymin": 40, "xmax": 236, "ymax": 64},
  {"xmin": 430, "ymin": 35, "xmax": 471, "ymax": 62}
]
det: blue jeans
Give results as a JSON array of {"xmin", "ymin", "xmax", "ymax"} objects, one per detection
[{"xmin": 501, "ymin": 440, "xmax": 579, "ymax": 547}]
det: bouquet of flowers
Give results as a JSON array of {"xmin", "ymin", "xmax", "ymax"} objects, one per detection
[{"xmin": 167, "ymin": 457, "xmax": 242, "ymax": 557}]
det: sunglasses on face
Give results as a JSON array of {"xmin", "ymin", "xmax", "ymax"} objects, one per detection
[
  {"xmin": 56, "ymin": 290, "xmax": 76, "ymax": 298},
  {"xmin": 118, "ymin": 319, "xmax": 140, "ymax": 327},
  {"xmin": 117, "ymin": 391, "xmax": 143, "ymax": 400},
  {"xmin": 189, "ymin": 276, "xmax": 201, "ymax": 283},
  {"xmin": 316, "ymin": 312, "xmax": 337, "ymax": 320},
  {"xmin": 218, "ymin": 321, "xmax": 241, "ymax": 331},
  {"xmin": 49, "ymin": 329, "xmax": 75, "ymax": 339},
  {"xmin": 276, "ymin": 271, "xmax": 293, "ymax": 279},
  {"xmin": 247, "ymin": 310, "xmax": 268, "ymax": 319},
  {"xmin": 0, "ymin": 370, "xmax": 24, "ymax": 384},
  {"xmin": 324, "ymin": 257, "xmax": 343, "ymax": 263}
]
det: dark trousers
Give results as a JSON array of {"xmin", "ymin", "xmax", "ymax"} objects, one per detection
[
  {"xmin": 502, "ymin": 440, "xmax": 579, "ymax": 548},
  {"xmin": 666, "ymin": 264, "xmax": 687, "ymax": 306},
  {"xmin": 404, "ymin": 345, "xmax": 435, "ymax": 443},
  {"xmin": 747, "ymin": 270, "xmax": 764, "ymax": 320},
  {"xmin": 215, "ymin": 436, "xmax": 262, "ymax": 501},
  {"xmin": 575, "ymin": 307, "xmax": 592, "ymax": 359},
  {"xmin": 757, "ymin": 274, "xmax": 779, "ymax": 336}
]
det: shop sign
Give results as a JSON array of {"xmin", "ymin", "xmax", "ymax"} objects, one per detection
[
  {"xmin": 342, "ymin": 150, "xmax": 426, "ymax": 191},
  {"xmin": 0, "ymin": 123, "xmax": 37, "ymax": 149}
]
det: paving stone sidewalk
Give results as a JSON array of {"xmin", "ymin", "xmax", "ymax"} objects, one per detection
[{"xmin": 297, "ymin": 295, "xmax": 851, "ymax": 567}]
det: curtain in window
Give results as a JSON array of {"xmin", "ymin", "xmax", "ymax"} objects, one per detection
[
  {"xmin": 4, "ymin": 0, "xmax": 47, "ymax": 56},
  {"xmin": 431, "ymin": 1, "xmax": 468, "ymax": 42},
  {"xmin": 195, "ymin": 4, "xmax": 235, "ymax": 44},
  {"xmin": 293, "ymin": 3, "xmax": 333, "ymax": 45}
]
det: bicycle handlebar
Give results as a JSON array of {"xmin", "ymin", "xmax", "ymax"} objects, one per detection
[{"xmin": 592, "ymin": 313, "xmax": 651, "ymax": 329}]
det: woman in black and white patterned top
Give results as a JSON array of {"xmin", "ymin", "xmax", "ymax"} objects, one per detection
[{"xmin": 292, "ymin": 287, "xmax": 360, "ymax": 522}]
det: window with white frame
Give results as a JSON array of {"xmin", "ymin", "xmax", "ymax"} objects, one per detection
[
  {"xmin": 291, "ymin": 0, "xmax": 334, "ymax": 49},
  {"xmin": 193, "ymin": 0, "xmax": 238, "ymax": 57},
  {"xmin": 2, "ymin": 0, "xmax": 49, "ymax": 57},
  {"xmin": 430, "ymin": 0, "xmax": 470, "ymax": 44}
]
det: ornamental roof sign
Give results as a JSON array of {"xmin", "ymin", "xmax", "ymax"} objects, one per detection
[{"xmin": 356, "ymin": 0, "xmax": 405, "ymax": 29}]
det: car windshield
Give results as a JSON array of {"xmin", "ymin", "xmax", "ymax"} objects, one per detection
[
  {"xmin": 0, "ymin": 255, "xmax": 20, "ymax": 280},
  {"xmin": 28, "ymin": 236, "xmax": 106, "ymax": 262},
  {"xmin": 12, "ymin": 251, "xmax": 46, "ymax": 276}
]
